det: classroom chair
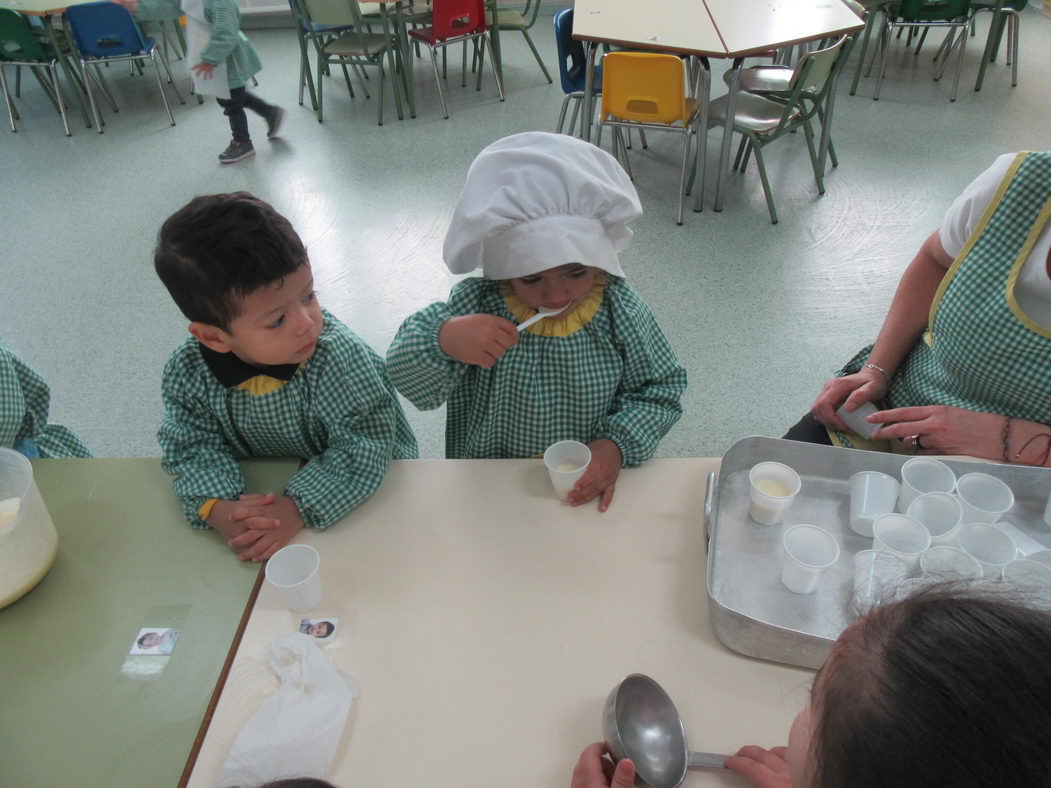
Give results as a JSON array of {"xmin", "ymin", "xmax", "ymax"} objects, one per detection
[
  {"xmin": 486, "ymin": 0, "xmax": 550, "ymax": 83},
  {"xmin": 553, "ymin": 7, "xmax": 601, "ymax": 137},
  {"xmin": 596, "ymin": 52, "xmax": 698, "ymax": 226},
  {"xmin": 0, "ymin": 8, "xmax": 70, "ymax": 135},
  {"xmin": 408, "ymin": 0, "xmax": 503, "ymax": 119},
  {"xmin": 970, "ymin": 0, "xmax": 1026, "ymax": 88},
  {"xmin": 64, "ymin": 1, "xmax": 183, "ymax": 132}
]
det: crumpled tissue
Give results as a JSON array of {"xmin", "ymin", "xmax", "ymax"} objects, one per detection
[{"xmin": 219, "ymin": 632, "xmax": 358, "ymax": 787}]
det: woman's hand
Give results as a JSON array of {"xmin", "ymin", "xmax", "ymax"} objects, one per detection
[
  {"xmin": 725, "ymin": 745, "xmax": 793, "ymax": 788},
  {"xmin": 811, "ymin": 368, "xmax": 888, "ymax": 431},
  {"xmin": 570, "ymin": 743, "xmax": 635, "ymax": 788},
  {"xmin": 868, "ymin": 405, "xmax": 1004, "ymax": 459},
  {"xmin": 438, "ymin": 314, "xmax": 519, "ymax": 368}
]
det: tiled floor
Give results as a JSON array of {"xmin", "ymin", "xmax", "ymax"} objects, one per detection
[{"xmin": 3, "ymin": 7, "xmax": 1050, "ymax": 460}]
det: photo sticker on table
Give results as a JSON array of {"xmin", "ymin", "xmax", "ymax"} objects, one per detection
[
  {"xmin": 130, "ymin": 627, "xmax": 181, "ymax": 656},
  {"xmin": 300, "ymin": 617, "xmax": 338, "ymax": 643}
]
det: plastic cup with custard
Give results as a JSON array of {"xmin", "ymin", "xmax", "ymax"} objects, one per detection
[{"xmin": 748, "ymin": 462, "xmax": 801, "ymax": 526}]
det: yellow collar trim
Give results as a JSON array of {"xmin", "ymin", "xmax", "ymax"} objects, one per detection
[
  {"xmin": 235, "ymin": 374, "xmax": 292, "ymax": 396},
  {"xmin": 499, "ymin": 272, "xmax": 606, "ymax": 337}
]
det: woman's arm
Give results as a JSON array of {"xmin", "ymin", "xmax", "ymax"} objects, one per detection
[{"xmin": 812, "ymin": 232, "xmax": 954, "ymax": 430}]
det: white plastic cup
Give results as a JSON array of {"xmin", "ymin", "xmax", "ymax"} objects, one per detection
[
  {"xmin": 994, "ymin": 521, "xmax": 1046, "ymax": 557},
  {"xmin": 852, "ymin": 549, "xmax": 909, "ymax": 615},
  {"xmin": 897, "ymin": 457, "xmax": 956, "ymax": 512},
  {"xmin": 1043, "ymin": 491, "xmax": 1051, "ymax": 529},
  {"xmin": 781, "ymin": 524, "xmax": 840, "ymax": 595},
  {"xmin": 543, "ymin": 441, "xmax": 592, "ymax": 501},
  {"xmin": 748, "ymin": 462, "xmax": 801, "ymax": 526},
  {"xmin": 1027, "ymin": 549, "xmax": 1051, "ymax": 569},
  {"xmin": 957, "ymin": 523, "xmax": 1018, "ymax": 578},
  {"xmin": 0, "ymin": 448, "xmax": 59, "ymax": 609},
  {"xmin": 872, "ymin": 513, "xmax": 931, "ymax": 569},
  {"xmin": 955, "ymin": 473, "xmax": 1014, "ymax": 525},
  {"xmin": 849, "ymin": 471, "xmax": 900, "ymax": 537},
  {"xmin": 1002, "ymin": 558, "xmax": 1051, "ymax": 587},
  {"xmin": 919, "ymin": 545, "xmax": 984, "ymax": 582},
  {"xmin": 906, "ymin": 492, "xmax": 963, "ymax": 546},
  {"xmin": 265, "ymin": 544, "xmax": 322, "ymax": 612},
  {"xmin": 836, "ymin": 401, "xmax": 880, "ymax": 440}
]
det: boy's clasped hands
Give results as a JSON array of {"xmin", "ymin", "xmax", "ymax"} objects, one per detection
[
  {"xmin": 207, "ymin": 492, "xmax": 304, "ymax": 562},
  {"xmin": 438, "ymin": 314, "xmax": 622, "ymax": 511}
]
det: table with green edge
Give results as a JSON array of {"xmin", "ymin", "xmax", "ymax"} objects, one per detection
[{"xmin": 0, "ymin": 456, "xmax": 298, "ymax": 788}]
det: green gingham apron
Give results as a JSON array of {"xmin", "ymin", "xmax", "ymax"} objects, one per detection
[
  {"xmin": 833, "ymin": 151, "xmax": 1051, "ymax": 450},
  {"xmin": 386, "ymin": 277, "xmax": 687, "ymax": 465}
]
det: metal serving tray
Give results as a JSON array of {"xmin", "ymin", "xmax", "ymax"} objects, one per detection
[{"xmin": 704, "ymin": 436, "xmax": 1051, "ymax": 669}]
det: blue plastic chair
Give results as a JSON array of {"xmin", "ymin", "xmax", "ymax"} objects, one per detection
[
  {"xmin": 553, "ymin": 7, "xmax": 601, "ymax": 137},
  {"xmin": 65, "ymin": 1, "xmax": 182, "ymax": 133}
]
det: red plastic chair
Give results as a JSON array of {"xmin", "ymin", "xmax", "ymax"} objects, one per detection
[{"xmin": 408, "ymin": 0, "xmax": 503, "ymax": 119}]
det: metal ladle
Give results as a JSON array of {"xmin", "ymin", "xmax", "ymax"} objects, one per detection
[{"xmin": 603, "ymin": 673, "xmax": 727, "ymax": 788}]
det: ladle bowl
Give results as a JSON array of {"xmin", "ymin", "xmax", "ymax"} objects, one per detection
[{"xmin": 603, "ymin": 673, "xmax": 726, "ymax": 788}]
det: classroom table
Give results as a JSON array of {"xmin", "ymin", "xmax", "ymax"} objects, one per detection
[
  {"xmin": 573, "ymin": 0, "xmax": 863, "ymax": 214},
  {"xmin": 184, "ymin": 458, "xmax": 814, "ymax": 788},
  {"xmin": 0, "ymin": 457, "xmax": 299, "ymax": 788}
]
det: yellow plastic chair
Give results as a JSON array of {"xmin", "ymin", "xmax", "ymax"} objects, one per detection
[{"xmin": 596, "ymin": 52, "xmax": 698, "ymax": 225}]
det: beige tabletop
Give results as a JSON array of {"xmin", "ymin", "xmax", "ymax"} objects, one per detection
[
  {"xmin": 0, "ymin": 457, "xmax": 298, "ymax": 788},
  {"xmin": 187, "ymin": 458, "xmax": 814, "ymax": 787},
  {"xmin": 0, "ymin": 0, "xmax": 99, "ymax": 16}
]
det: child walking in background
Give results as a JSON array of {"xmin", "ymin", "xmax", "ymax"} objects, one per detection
[
  {"xmin": 155, "ymin": 192, "xmax": 417, "ymax": 562},
  {"xmin": 0, "ymin": 343, "xmax": 92, "ymax": 458},
  {"xmin": 386, "ymin": 132, "xmax": 687, "ymax": 512},
  {"xmin": 117, "ymin": 0, "xmax": 283, "ymax": 163}
]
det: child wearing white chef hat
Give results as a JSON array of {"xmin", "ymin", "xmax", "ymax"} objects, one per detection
[{"xmin": 386, "ymin": 131, "xmax": 687, "ymax": 511}]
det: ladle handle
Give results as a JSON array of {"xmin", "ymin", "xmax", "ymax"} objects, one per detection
[{"xmin": 687, "ymin": 750, "xmax": 727, "ymax": 770}]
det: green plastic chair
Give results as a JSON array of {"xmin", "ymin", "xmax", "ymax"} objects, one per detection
[
  {"xmin": 868, "ymin": 0, "xmax": 972, "ymax": 101},
  {"xmin": 485, "ymin": 0, "xmax": 550, "ymax": 83},
  {"xmin": 0, "ymin": 8, "xmax": 70, "ymax": 135},
  {"xmin": 303, "ymin": 0, "xmax": 406, "ymax": 125},
  {"xmin": 701, "ymin": 36, "xmax": 848, "ymax": 224},
  {"xmin": 970, "ymin": 0, "xmax": 1026, "ymax": 87}
]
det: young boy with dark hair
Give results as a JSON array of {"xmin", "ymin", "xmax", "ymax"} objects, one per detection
[{"xmin": 155, "ymin": 192, "xmax": 417, "ymax": 562}]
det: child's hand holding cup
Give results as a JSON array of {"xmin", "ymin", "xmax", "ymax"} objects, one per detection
[{"xmin": 544, "ymin": 440, "xmax": 591, "ymax": 501}]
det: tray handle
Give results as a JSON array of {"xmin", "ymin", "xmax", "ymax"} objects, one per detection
[{"xmin": 703, "ymin": 471, "xmax": 717, "ymax": 549}]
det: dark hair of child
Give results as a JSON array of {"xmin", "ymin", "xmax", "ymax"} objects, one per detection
[
  {"xmin": 317, "ymin": 621, "xmax": 334, "ymax": 637},
  {"xmin": 811, "ymin": 588, "xmax": 1051, "ymax": 787},
  {"xmin": 154, "ymin": 192, "xmax": 307, "ymax": 331}
]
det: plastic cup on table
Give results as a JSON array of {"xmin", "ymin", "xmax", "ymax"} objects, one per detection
[
  {"xmin": 836, "ymin": 401, "xmax": 880, "ymax": 440},
  {"xmin": 849, "ymin": 471, "xmax": 900, "ymax": 537},
  {"xmin": 543, "ymin": 440, "xmax": 592, "ymax": 501},
  {"xmin": 852, "ymin": 548, "xmax": 909, "ymax": 616},
  {"xmin": 957, "ymin": 523, "xmax": 1017, "ymax": 578},
  {"xmin": 265, "ymin": 544, "xmax": 322, "ymax": 612},
  {"xmin": 872, "ymin": 513, "xmax": 931, "ymax": 570},
  {"xmin": 781, "ymin": 524, "xmax": 840, "ymax": 595},
  {"xmin": 748, "ymin": 462, "xmax": 801, "ymax": 526},
  {"xmin": 955, "ymin": 473, "xmax": 1014, "ymax": 525},
  {"xmin": 906, "ymin": 492, "xmax": 963, "ymax": 546},
  {"xmin": 897, "ymin": 457, "xmax": 956, "ymax": 512},
  {"xmin": 918, "ymin": 545, "xmax": 984, "ymax": 582}
]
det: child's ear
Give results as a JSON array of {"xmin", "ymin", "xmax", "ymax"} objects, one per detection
[{"xmin": 189, "ymin": 322, "xmax": 233, "ymax": 354}]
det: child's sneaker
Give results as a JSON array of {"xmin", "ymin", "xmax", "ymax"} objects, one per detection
[
  {"xmin": 218, "ymin": 139, "xmax": 255, "ymax": 164},
  {"xmin": 265, "ymin": 106, "xmax": 285, "ymax": 139}
]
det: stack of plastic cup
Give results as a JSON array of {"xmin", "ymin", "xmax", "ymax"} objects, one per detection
[
  {"xmin": 897, "ymin": 457, "xmax": 956, "ymax": 512},
  {"xmin": 872, "ymin": 513, "xmax": 931, "ymax": 569}
]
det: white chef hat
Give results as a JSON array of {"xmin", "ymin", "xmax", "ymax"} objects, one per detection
[{"xmin": 443, "ymin": 131, "xmax": 643, "ymax": 279}]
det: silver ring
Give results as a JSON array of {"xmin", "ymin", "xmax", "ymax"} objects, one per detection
[{"xmin": 911, "ymin": 435, "xmax": 924, "ymax": 450}]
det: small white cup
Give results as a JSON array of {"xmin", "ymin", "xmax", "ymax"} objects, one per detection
[
  {"xmin": 919, "ymin": 545, "xmax": 984, "ymax": 582},
  {"xmin": 955, "ymin": 473, "xmax": 1014, "ymax": 525},
  {"xmin": 265, "ymin": 544, "xmax": 322, "ymax": 612},
  {"xmin": 994, "ymin": 521, "xmax": 1046, "ymax": 557},
  {"xmin": 906, "ymin": 492, "xmax": 963, "ymax": 546},
  {"xmin": 849, "ymin": 471, "xmax": 900, "ymax": 537},
  {"xmin": 781, "ymin": 524, "xmax": 840, "ymax": 595},
  {"xmin": 1002, "ymin": 558, "xmax": 1051, "ymax": 587},
  {"xmin": 957, "ymin": 523, "xmax": 1018, "ymax": 578},
  {"xmin": 543, "ymin": 441, "xmax": 592, "ymax": 501},
  {"xmin": 872, "ymin": 513, "xmax": 931, "ymax": 569},
  {"xmin": 836, "ymin": 401, "xmax": 879, "ymax": 440},
  {"xmin": 852, "ymin": 549, "xmax": 909, "ymax": 615},
  {"xmin": 1026, "ymin": 549, "xmax": 1051, "ymax": 569},
  {"xmin": 898, "ymin": 457, "xmax": 956, "ymax": 512},
  {"xmin": 748, "ymin": 462, "xmax": 801, "ymax": 526}
]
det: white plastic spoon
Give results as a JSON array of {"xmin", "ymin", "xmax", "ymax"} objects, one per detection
[{"xmin": 516, "ymin": 303, "xmax": 572, "ymax": 332}]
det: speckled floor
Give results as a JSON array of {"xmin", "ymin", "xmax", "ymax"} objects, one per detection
[{"xmin": 3, "ymin": 7, "xmax": 1050, "ymax": 459}]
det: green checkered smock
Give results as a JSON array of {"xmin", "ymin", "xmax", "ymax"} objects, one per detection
[
  {"xmin": 159, "ymin": 311, "xmax": 418, "ymax": 529},
  {"xmin": 386, "ymin": 276, "xmax": 686, "ymax": 464},
  {"xmin": 0, "ymin": 345, "xmax": 91, "ymax": 458},
  {"xmin": 835, "ymin": 151, "xmax": 1051, "ymax": 449},
  {"xmin": 198, "ymin": 0, "xmax": 262, "ymax": 88}
]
